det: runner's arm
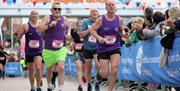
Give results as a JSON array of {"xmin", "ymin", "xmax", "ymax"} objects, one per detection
[{"xmin": 36, "ymin": 16, "xmax": 49, "ymax": 33}]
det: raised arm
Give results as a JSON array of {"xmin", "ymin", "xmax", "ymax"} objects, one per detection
[
  {"xmin": 36, "ymin": 16, "xmax": 50, "ymax": 33},
  {"xmin": 78, "ymin": 20, "xmax": 90, "ymax": 38},
  {"xmin": 64, "ymin": 16, "xmax": 72, "ymax": 40},
  {"xmin": 64, "ymin": 16, "xmax": 71, "ymax": 36},
  {"xmin": 119, "ymin": 17, "xmax": 126, "ymax": 37},
  {"xmin": 14, "ymin": 23, "xmax": 28, "ymax": 40},
  {"xmin": 89, "ymin": 17, "xmax": 105, "ymax": 43}
]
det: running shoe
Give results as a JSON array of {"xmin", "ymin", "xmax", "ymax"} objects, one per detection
[
  {"xmin": 47, "ymin": 88, "xmax": 52, "ymax": 91},
  {"xmin": 30, "ymin": 88, "xmax": 35, "ymax": 91},
  {"xmin": 95, "ymin": 82, "xmax": 100, "ymax": 91},
  {"xmin": 78, "ymin": 84, "xmax": 83, "ymax": 91},
  {"xmin": 87, "ymin": 83, "xmax": 92, "ymax": 91},
  {"xmin": 36, "ymin": 88, "xmax": 42, "ymax": 91}
]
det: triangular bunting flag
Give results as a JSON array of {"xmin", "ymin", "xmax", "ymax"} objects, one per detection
[
  {"xmin": 43, "ymin": 0, "xmax": 48, "ymax": 5},
  {"xmin": 6, "ymin": 0, "xmax": 12, "ymax": 5},
  {"xmin": 125, "ymin": 1, "xmax": 129, "ymax": 6},
  {"xmin": 136, "ymin": 2, "xmax": 141, "ymax": 7},
  {"xmin": 167, "ymin": 2, "xmax": 171, "ymax": 8},
  {"xmin": 13, "ymin": 0, "xmax": 16, "ymax": 4},
  {"xmin": 33, "ymin": 1, "xmax": 36, "ymax": 6},
  {"xmin": 156, "ymin": 2, "xmax": 161, "ymax": 6},
  {"xmin": 43, "ymin": 2, "xmax": 47, "ymax": 5},
  {"xmin": 3, "ymin": 0, "xmax": 6, "ymax": 3},
  {"xmin": 141, "ymin": 5, "xmax": 145, "ymax": 11}
]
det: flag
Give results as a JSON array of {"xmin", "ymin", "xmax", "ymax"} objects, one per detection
[
  {"xmin": 13, "ymin": 0, "xmax": 16, "ymax": 4},
  {"xmin": 33, "ymin": 1, "xmax": 36, "ymax": 6},
  {"xmin": 167, "ymin": 2, "xmax": 171, "ymax": 8},
  {"xmin": 136, "ymin": 2, "xmax": 141, "ymax": 7}
]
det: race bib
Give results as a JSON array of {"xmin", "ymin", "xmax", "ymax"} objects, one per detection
[
  {"xmin": 105, "ymin": 35, "xmax": 116, "ymax": 45},
  {"xmin": 29, "ymin": 40, "xmax": 40, "ymax": 48},
  {"xmin": 52, "ymin": 40, "xmax": 63, "ymax": 48},
  {"xmin": 88, "ymin": 35, "xmax": 97, "ymax": 43},
  {"xmin": 75, "ymin": 43, "xmax": 83, "ymax": 50}
]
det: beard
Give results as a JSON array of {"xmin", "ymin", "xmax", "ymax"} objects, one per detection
[{"xmin": 54, "ymin": 14, "xmax": 60, "ymax": 17}]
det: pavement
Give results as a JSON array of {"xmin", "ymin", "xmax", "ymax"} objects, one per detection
[{"xmin": 0, "ymin": 77, "xmax": 129, "ymax": 91}]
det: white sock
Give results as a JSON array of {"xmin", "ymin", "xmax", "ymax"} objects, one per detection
[
  {"xmin": 48, "ymin": 83, "xmax": 52, "ymax": 88},
  {"xmin": 58, "ymin": 85, "xmax": 64, "ymax": 91}
]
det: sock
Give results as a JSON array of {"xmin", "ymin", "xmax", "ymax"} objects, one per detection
[
  {"xmin": 48, "ymin": 83, "xmax": 52, "ymax": 88},
  {"xmin": 0, "ymin": 70, "xmax": 2, "ymax": 78},
  {"xmin": 2, "ymin": 71, "xmax": 5, "ymax": 78},
  {"xmin": 58, "ymin": 85, "xmax": 63, "ymax": 91},
  {"xmin": 51, "ymin": 71, "xmax": 58, "ymax": 84}
]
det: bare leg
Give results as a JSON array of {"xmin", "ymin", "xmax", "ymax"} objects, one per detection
[
  {"xmin": 57, "ymin": 61, "xmax": 65, "ymax": 90},
  {"xmin": 27, "ymin": 63, "xmax": 35, "ymax": 89},
  {"xmin": 75, "ymin": 59, "xmax": 83, "ymax": 84},
  {"xmin": 34, "ymin": 56, "xmax": 42, "ymax": 88},
  {"xmin": 108, "ymin": 54, "xmax": 120, "ymax": 91},
  {"xmin": 86, "ymin": 59, "xmax": 92, "ymax": 83}
]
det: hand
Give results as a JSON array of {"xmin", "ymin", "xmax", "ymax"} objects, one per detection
[
  {"xmin": 13, "ymin": 24, "xmax": 20, "ymax": 33},
  {"xmin": 65, "ymin": 34, "xmax": 72, "ymax": 40},
  {"xmin": 49, "ymin": 21, "xmax": 58, "ymax": 28},
  {"xmin": 165, "ymin": 19, "xmax": 175, "ymax": 28},
  {"xmin": 80, "ymin": 38, "xmax": 84, "ymax": 42},
  {"xmin": 98, "ymin": 37, "xmax": 105, "ymax": 44}
]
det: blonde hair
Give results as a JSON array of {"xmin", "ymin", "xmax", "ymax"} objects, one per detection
[
  {"xmin": 133, "ymin": 17, "xmax": 144, "ymax": 25},
  {"xmin": 169, "ymin": 6, "xmax": 180, "ymax": 20}
]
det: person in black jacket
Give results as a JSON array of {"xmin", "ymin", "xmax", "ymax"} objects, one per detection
[
  {"xmin": 165, "ymin": 19, "xmax": 180, "ymax": 30},
  {"xmin": 0, "ymin": 46, "xmax": 8, "ymax": 79}
]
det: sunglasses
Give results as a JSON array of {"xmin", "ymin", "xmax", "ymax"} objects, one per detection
[{"xmin": 53, "ymin": 8, "xmax": 61, "ymax": 11}]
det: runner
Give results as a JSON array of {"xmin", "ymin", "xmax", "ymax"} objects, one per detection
[
  {"xmin": 0, "ymin": 46, "xmax": 8, "ymax": 79},
  {"xmin": 36, "ymin": 3, "xmax": 71, "ymax": 91},
  {"xmin": 89, "ymin": 1, "xmax": 125, "ymax": 91},
  {"xmin": 14, "ymin": 10, "xmax": 43, "ymax": 91},
  {"xmin": 79, "ymin": 8, "xmax": 100, "ymax": 91},
  {"xmin": 72, "ymin": 21, "xmax": 85, "ymax": 91}
]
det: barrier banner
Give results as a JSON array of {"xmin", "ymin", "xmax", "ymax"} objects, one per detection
[
  {"xmin": 5, "ymin": 62, "xmax": 22, "ymax": 76},
  {"xmin": 118, "ymin": 36, "xmax": 180, "ymax": 86}
]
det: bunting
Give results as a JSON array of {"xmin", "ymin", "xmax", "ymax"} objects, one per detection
[
  {"xmin": 32, "ymin": 1, "xmax": 36, "ymax": 6},
  {"xmin": 6, "ymin": 0, "xmax": 13, "ymax": 5},
  {"xmin": 43, "ymin": 2, "xmax": 47, "ymax": 5},
  {"xmin": 43, "ymin": 0, "xmax": 48, "ymax": 5},
  {"xmin": 156, "ymin": 2, "xmax": 161, "ymax": 6},
  {"xmin": 167, "ymin": 2, "xmax": 171, "ymax": 8},
  {"xmin": 13, "ymin": 0, "xmax": 16, "ymax": 4},
  {"xmin": 141, "ymin": 5, "xmax": 145, "ymax": 11},
  {"xmin": 125, "ymin": 1, "xmax": 130, "ymax": 6},
  {"xmin": 136, "ymin": 2, "xmax": 141, "ymax": 7},
  {"xmin": 3, "ymin": 0, "xmax": 6, "ymax": 3}
]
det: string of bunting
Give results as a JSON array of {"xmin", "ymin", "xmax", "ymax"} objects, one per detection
[{"xmin": 1, "ymin": 0, "xmax": 173, "ymax": 8}]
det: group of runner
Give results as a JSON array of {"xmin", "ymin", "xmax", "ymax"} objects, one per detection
[{"xmin": 6, "ymin": 0, "xmax": 124, "ymax": 91}]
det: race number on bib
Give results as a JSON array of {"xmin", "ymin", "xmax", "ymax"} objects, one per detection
[
  {"xmin": 88, "ymin": 35, "xmax": 97, "ymax": 43},
  {"xmin": 52, "ymin": 40, "xmax": 63, "ymax": 48},
  {"xmin": 105, "ymin": 35, "xmax": 116, "ymax": 45},
  {"xmin": 75, "ymin": 43, "xmax": 83, "ymax": 50},
  {"xmin": 29, "ymin": 40, "xmax": 40, "ymax": 48}
]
